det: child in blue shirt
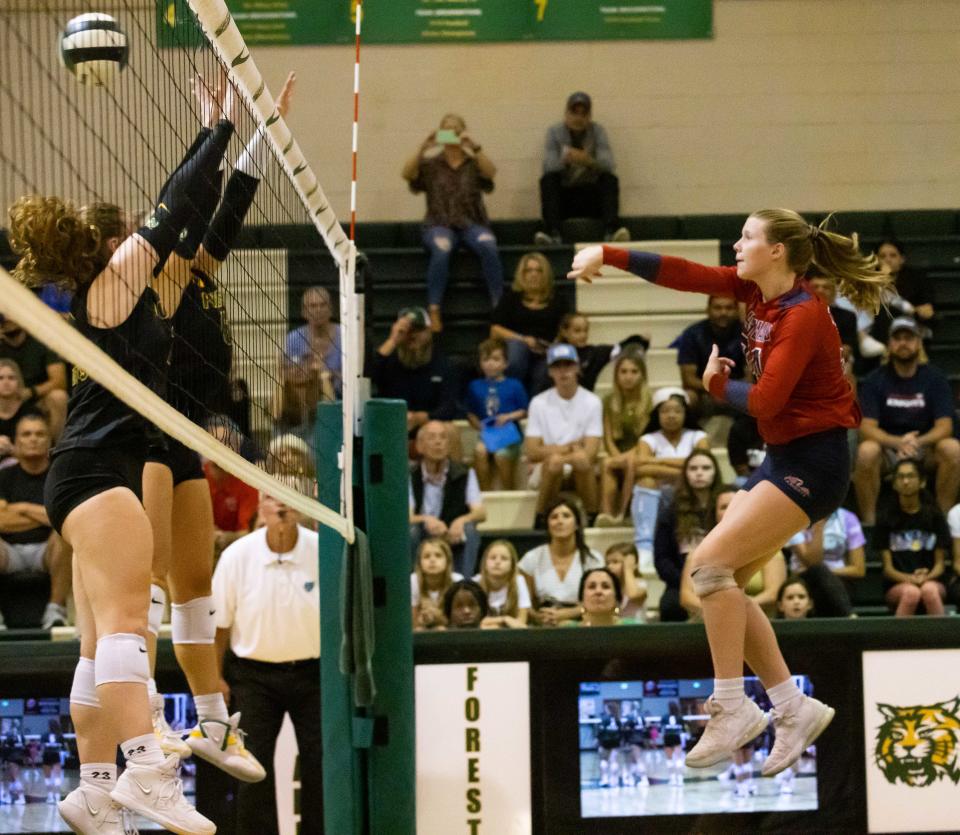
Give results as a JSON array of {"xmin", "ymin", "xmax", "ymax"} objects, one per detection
[{"xmin": 466, "ymin": 338, "xmax": 528, "ymax": 489}]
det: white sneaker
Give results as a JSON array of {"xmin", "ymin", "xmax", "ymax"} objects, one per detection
[
  {"xmin": 593, "ymin": 513, "xmax": 622, "ymax": 528},
  {"xmin": 686, "ymin": 696, "xmax": 768, "ymax": 768},
  {"xmin": 59, "ymin": 783, "xmax": 139, "ymax": 834},
  {"xmin": 110, "ymin": 755, "xmax": 214, "ymax": 835},
  {"xmin": 762, "ymin": 695, "xmax": 834, "ymax": 777},
  {"xmin": 609, "ymin": 226, "xmax": 631, "ymax": 243},
  {"xmin": 151, "ymin": 695, "xmax": 191, "ymax": 758},
  {"xmin": 42, "ymin": 602, "xmax": 68, "ymax": 629},
  {"xmin": 186, "ymin": 713, "xmax": 266, "ymax": 783}
]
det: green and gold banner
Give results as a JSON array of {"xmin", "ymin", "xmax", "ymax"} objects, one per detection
[{"xmin": 159, "ymin": 1, "xmax": 712, "ymax": 47}]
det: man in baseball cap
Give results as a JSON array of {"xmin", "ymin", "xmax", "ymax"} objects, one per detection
[
  {"xmin": 524, "ymin": 343, "xmax": 603, "ymax": 524},
  {"xmin": 535, "ymin": 92, "xmax": 629, "ymax": 246},
  {"xmin": 853, "ymin": 316, "xmax": 960, "ymax": 526}
]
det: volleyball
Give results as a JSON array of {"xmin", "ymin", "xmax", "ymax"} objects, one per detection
[{"xmin": 59, "ymin": 13, "xmax": 128, "ymax": 87}]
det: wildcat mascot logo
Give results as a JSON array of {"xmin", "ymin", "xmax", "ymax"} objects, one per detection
[{"xmin": 875, "ymin": 696, "xmax": 960, "ymax": 787}]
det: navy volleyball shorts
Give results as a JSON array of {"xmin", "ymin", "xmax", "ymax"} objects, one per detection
[
  {"xmin": 45, "ymin": 446, "xmax": 146, "ymax": 535},
  {"xmin": 742, "ymin": 427, "xmax": 850, "ymax": 523},
  {"xmin": 146, "ymin": 433, "xmax": 204, "ymax": 486}
]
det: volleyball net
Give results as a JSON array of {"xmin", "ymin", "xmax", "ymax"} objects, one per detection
[{"xmin": 0, "ymin": 0, "xmax": 359, "ymax": 540}]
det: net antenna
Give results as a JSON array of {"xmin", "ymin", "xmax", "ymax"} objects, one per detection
[
  {"xmin": 0, "ymin": 1, "xmax": 359, "ymax": 542},
  {"xmin": 187, "ymin": 0, "xmax": 360, "ymax": 541}
]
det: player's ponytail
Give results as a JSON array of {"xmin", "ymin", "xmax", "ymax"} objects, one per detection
[
  {"xmin": 752, "ymin": 208, "xmax": 892, "ymax": 314},
  {"xmin": 8, "ymin": 194, "xmax": 103, "ymax": 291}
]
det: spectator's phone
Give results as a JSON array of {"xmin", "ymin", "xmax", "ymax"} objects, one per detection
[{"xmin": 435, "ymin": 129, "xmax": 460, "ymax": 145}]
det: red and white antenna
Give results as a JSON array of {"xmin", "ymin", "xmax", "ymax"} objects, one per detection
[{"xmin": 349, "ymin": 0, "xmax": 362, "ymax": 241}]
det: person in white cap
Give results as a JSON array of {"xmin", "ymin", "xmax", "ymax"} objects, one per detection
[{"xmin": 524, "ymin": 343, "xmax": 602, "ymax": 524}]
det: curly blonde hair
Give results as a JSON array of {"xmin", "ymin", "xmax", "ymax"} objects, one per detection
[
  {"xmin": 8, "ymin": 195, "xmax": 105, "ymax": 291},
  {"xmin": 751, "ymin": 208, "xmax": 892, "ymax": 314}
]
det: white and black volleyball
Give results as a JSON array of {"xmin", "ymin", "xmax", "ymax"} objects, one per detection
[{"xmin": 60, "ymin": 13, "xmax": 128, "ymax": 87}]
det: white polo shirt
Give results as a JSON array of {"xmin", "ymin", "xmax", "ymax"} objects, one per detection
[{"xmin": 212, "ymin": 526, "xmax": 320, "ymax": 663}]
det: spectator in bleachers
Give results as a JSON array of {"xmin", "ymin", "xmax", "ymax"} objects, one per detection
[
  {"xmin": 877, "ymin": 458, "xmax": 949, "ymax": 616},
  {"xmin": 597, "ymin": 346, "xmax": 653, "ymax": 525},
  {"xmin": 807, "ymin": 272, "xmax": 859, "ymax": 383},
  {"xmin": 777, "ymin": 576, "xmax": 814, "ymax": 620},
  {"xmin": 524, "ymin": 344, "xmax": 602, "ymax": 522},
  {"xmin": 946, "ymin": 500, "xmax": 960, "ymax": 610},
  {"xmin": 853, "ymin": 317, "xmax": 960, "ymax": 524},
  {"xmin": 203, "ymin": 417, "xmax": 260, "ymax": 558},
  {"xmin": 679, "ymin": 486, "xmax": 787, "ymax": 620},
  {"xmin": 266, "ymin": 433, "xmax": 316, "ymax": 500},
  {"xmin": 726, "ymin": 413, "xmax": 765, "ymax": 486},
  {"xmin": 274, "ymin": 286, "xmax": 340, "ymax": 439},
  {"xmin": 783, "ymin": 507, "xmax": 864, "ymax": 617},
  {"xmin": 603, "ymin": 542, "xmax": 647, "ymax": 621},
  {"xmin": 632, "ymin": 388, "xmax": 709, "ymax": 551},
  {"xmin": 402, "ymin": 113, "xmax": 502, "ymax": 333},
  {"xmin": 465, "ymin": 338, "xmax": 528, "ymax": 490},
  {"xmin": 562, "ymin": 567, "xmax": 638, "ymax": 627},
  {"xmin": 411, "ymin": 538, "xmax": 461, "ymax": 631},
  {"xmin": 372, "ymin": 307, "xmax": 459, "ymax": 435},
  {"xmin": 443, "ymin": 579, "xmax": 489, "ymax": 630},
  {"xmin": 874, "ymin": 239, "xmax": 935, "ymax": 340},
  {"xmin": 409, "ymin": 420, "xmax": 486, "ymax": 576},
  {"xmin": 0, "ymin": 415, "xmax": 70, "ymax": 629},
  {"xmin": 474, "ymin": 539, "xmax": 530, "ymax": 628},
  {"xmin": 520, "ymin": 495, "xmax": 603, "ymax": 626},
  {"xmin": 0, "ymin": 317, "xmax": 67, "ymax": 441},
  {"xmin": 654, "ymin": 451, "xmax": 723, "ymax": 622},
  {"xmin": 0, "ymin": 359, "xmax": 40, "ymax": 466},
  {"xmin": 535, "ymin": 92, "xmax": 629, "ymax": 246},
  {"xmin": 671, "ymin": 295, "xmax": 744, "ymax": 444},
  {"xmin": 556, "ymin": 312, "xmax": 650, "ymax": 392},
  {"xmin": 490, "ymin": 252, "xmax": 568, "ymax": 394}
]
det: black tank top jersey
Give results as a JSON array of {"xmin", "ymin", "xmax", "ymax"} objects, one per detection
[
  {"xmin": 168, "ymin": 269, "xmax": 232, "ymax": 421},
  {"xmin": 54, "ymin": 286, "xmax": 172, "ymax": 455}
]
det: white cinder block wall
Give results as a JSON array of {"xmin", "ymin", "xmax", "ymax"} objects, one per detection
[{"xmin": 3, "ymin": 1, "xmax": 958, "ymax": 221}]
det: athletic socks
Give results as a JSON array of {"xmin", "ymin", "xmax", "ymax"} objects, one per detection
[
  {"xmin": 121, "ymin": 734, "xmax": 167, "ymax": 769},
  {"xmin": 713, "ymin": 677, "xmax": 745, "ymax": 710},
  {"xmin": 147, "ymin": 677, "xmax": 158, "ymax": 699},
  {"xmin": 80, "ymin": 763, "xmax": 117, "ymax": 791},
  {"xmin": 767, "ymin": 678, "xmax": 804, "ymax": 713},
  {"xmin": 193, "ymin": 692, "xmax": 229, "ymax": 723}
]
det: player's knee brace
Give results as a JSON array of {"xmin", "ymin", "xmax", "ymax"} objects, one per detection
[
  {"xmin": 171, "ymin": 596, "xmax": 217, "ymax": 645},
  {"xmin": 147, "ymin": 583, "xmax": 166, "ymax": 637},
  {"xmin": 69, "ymin": 657, "xmax": 100, "ymax": 708},
  {"xmin": 690, "ymin": 565, "xmax": 738, "ymax": 598},
  {"xmin": 94, "ymin": 633, "xmax": 150, "ymax": 686}
]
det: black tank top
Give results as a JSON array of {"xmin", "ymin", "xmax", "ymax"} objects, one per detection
[
  {"xmin": 168, "ymin": 269, "xmax": 232, "ymax": 421},
  {"xmin": 54, "ymin": 285, "xmax": 172, "ymax": 454}
]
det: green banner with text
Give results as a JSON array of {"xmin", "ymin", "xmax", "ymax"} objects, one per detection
[{"xmin": 158, "ymin": 1, "xmax": 712, "ymax": 47}]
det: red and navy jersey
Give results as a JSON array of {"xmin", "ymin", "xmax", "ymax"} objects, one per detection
[{"xmin": 602, "ymin": 247, "xmax": 860, "ymax": 445}]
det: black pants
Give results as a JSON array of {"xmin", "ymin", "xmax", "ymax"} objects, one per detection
[
  {"xmin": 800, "ymin": 563, "xmax": 853, "ymax": 618},
  {"xmin": 231, "ymin": 657, "xmax": 323, "ymax": 835},
  {"xmin": 539, "ymin": 170, "xmax": 620, "ymax": 235},
  {"xmin": 658, "ymin": 587, "xmax": 688, "ymax": 623}
]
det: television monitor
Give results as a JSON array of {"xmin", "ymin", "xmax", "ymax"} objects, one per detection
[
  {"xmin": 578, "ymin": 675, "xmax": 819, "ymax": 818},
  {"xmin": 0, "ymin": 693, "xmax": 196, "ymax": 831}
]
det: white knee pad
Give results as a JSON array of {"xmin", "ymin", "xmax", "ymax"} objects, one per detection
[
  {"xmin": 171, "ymin": 596, "xmax": 217, "ymax": 645},
  {"xmin": 95, "ymin": 633, "xmax": 150, "ymax": 686},
  {"xmin": 691, "ymin": 565, "xmax": 738, "ymax": 598},
  {"xmin": 147, "ymin": 584, "xmax": 166, "ymax": 637},
  {"xmin": 70, "ymin": 657, "xmax": 100, "ymax": 708}
]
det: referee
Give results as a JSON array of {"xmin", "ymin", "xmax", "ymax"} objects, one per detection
[{"xmin": 213, "ymin": 486, "xmax": 322, "ymax": 834}]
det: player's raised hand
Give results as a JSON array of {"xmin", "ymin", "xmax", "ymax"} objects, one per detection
[
  {"xmin": 702, "ymin": 344, "xmax": 735, "ymax": 391},
  {"xmin": 192, "ymin": 72, "xmax": 222, "ymax": 129},
  {"xmin": 276, "ymin": 71, "xmax": 296, "ymax": 118},
  {"xmin": 567, "ymin": 244, "xmax": 604, "ymax": 283}
]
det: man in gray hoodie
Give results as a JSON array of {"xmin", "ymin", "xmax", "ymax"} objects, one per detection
[{"xmin": 535, "ymin": 92, "xmax": 629, "ymax": 245}]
